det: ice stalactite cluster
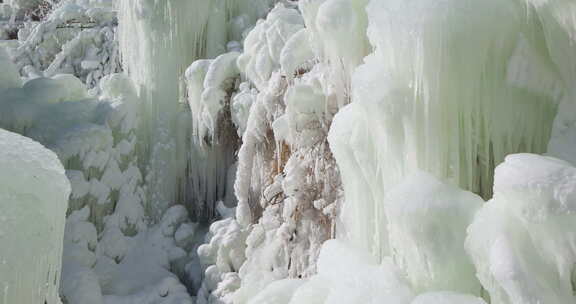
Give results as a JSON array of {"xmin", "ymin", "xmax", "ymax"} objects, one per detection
[
  {"xmin": 183, "ymin": 51, "xmax": 242, "ymax": 220},
  {"xmin": 118, "ymin": 0, "xmax": 276, "ymax": 220},
  {"xmin": 327, "ymin": 0, "xmax": 571, "ymax": 263},
  {"xmin": 0, "ymin": 129, "xmax": 70, "ymax": 304}
]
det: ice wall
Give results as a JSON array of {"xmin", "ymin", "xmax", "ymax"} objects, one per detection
[
  {"xmin": 329, "ymin": 0, "xmax": 565, "ymax": 261},
  {"xmin": 0, "ymin": 128, "xmax": 70, "ymax": 304},
  {"xmin": 227, "ymin": 0, "xmax": 576, "ymax": 303}
]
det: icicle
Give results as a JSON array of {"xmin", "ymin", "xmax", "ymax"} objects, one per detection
[
  {"xmin": 119, "ymin": 0, "xmax": 277, "ymax": 220},
  {"xmin": 328, "ymin": 0, "xmax": 564, "ymax": 261}
]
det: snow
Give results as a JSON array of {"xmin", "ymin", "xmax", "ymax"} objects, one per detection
[
  {"xmin": 195, "ymin": 208, "xmax": 249, "ymax": 304},
  {"xmin": 231, "ymin": 82, "xmax": 257, "ymax": 137},
  {"xmin": 6, "ymin": 0, "xmax": 120, "ymax": 88},
  {"xmin": 225, "ymin": 0, "xmax": 576, "ymax": 303},
  {"xmin": 5, "ymin": 0, "xmax": 42, "ymax": 16},
  {"xmin": 0, "ymin": 128, "xmax": 70, "ymax": 304},
  {"xmin": 279, "ymin": 28, "xmax": 315, "ymax": 80},
  {"xmin": 186, "ymin": 51, "xmax": 241, "ymax": 143},
  {"xmin": 237, "ymin": 3, "xmax": 304, "ymax": 90}
]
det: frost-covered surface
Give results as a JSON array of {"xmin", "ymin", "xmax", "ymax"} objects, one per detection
[{"xmin": 0, "ymin": 128, "xmax": 70, "ymax": 304}]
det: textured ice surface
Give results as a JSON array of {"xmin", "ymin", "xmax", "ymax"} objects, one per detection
[
  {"xmin": 119, "ymin": 0, "xmax": 274, "ymax": 220},
  {"xmin": 286, "ymin": 240, "xmax": 414, "ymax": 304},
  {"xmin": 329, "ymin": 0, "xmax": 564, "ymax": 263},
  {"xmin": 385, "ymin": 172, "xmax": 483, "ymax": 294},
  {"xmin": 5, "ymin": 1, "xmax": 120, "ymax": 88},
  {"xmin": 0, "ymin": 47, "xmax": 21, "ymax": 89},
  {"xmin": 411, "ymin": 292, "xmax": 487, "ymax": 304},
  {"xmin": 0, "ymin": 128, "xmax": 70, "ymax": 304},
  {"xmin": 466, "ymin": 154, "xmax": 576, "ymax": 304}
]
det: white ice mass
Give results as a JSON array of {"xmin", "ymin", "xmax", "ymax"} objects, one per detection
[
  {"xmin": 0, "ymin": 0, "xmax": 576, "ymax": 303},
  {"xmin": 0, "ymin": 129, "xmax": 70, "ymax": 304}
]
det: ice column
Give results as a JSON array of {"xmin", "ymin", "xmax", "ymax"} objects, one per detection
[{"xmin": 0, "ymin": 129, "xmax": 70, "ymax": 304}]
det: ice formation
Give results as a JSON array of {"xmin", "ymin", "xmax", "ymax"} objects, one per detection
[
  {"xmin": 1, "ymin": 0, "xmax": 576, "ymax": 303},
  {"xmin": 118, "ymin": 0, "xmax": 275, "ymax": 219},
  {"xmin": 466, "ymin": 154, "xmax": 576, "ymax": 304},
  {"xmin": 219, "ymin": 0, "xmax": 576, "ymax": 303},
  {"xmin": 329, "ymin": 0, "xmax": 565, "ymax": 262},
  {"xmin": 0, "ymin": 129, "xmax": 70, "ymax": 304}
]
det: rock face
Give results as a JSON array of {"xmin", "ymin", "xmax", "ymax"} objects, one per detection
[{"xmin": 0, "ymin": 128, "xmax": 70, "ymax": 304}]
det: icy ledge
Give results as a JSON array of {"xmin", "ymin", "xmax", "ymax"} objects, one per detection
[{"xmin": 0, "ymin": 128, "xmax": 70, "ymax": 304}]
